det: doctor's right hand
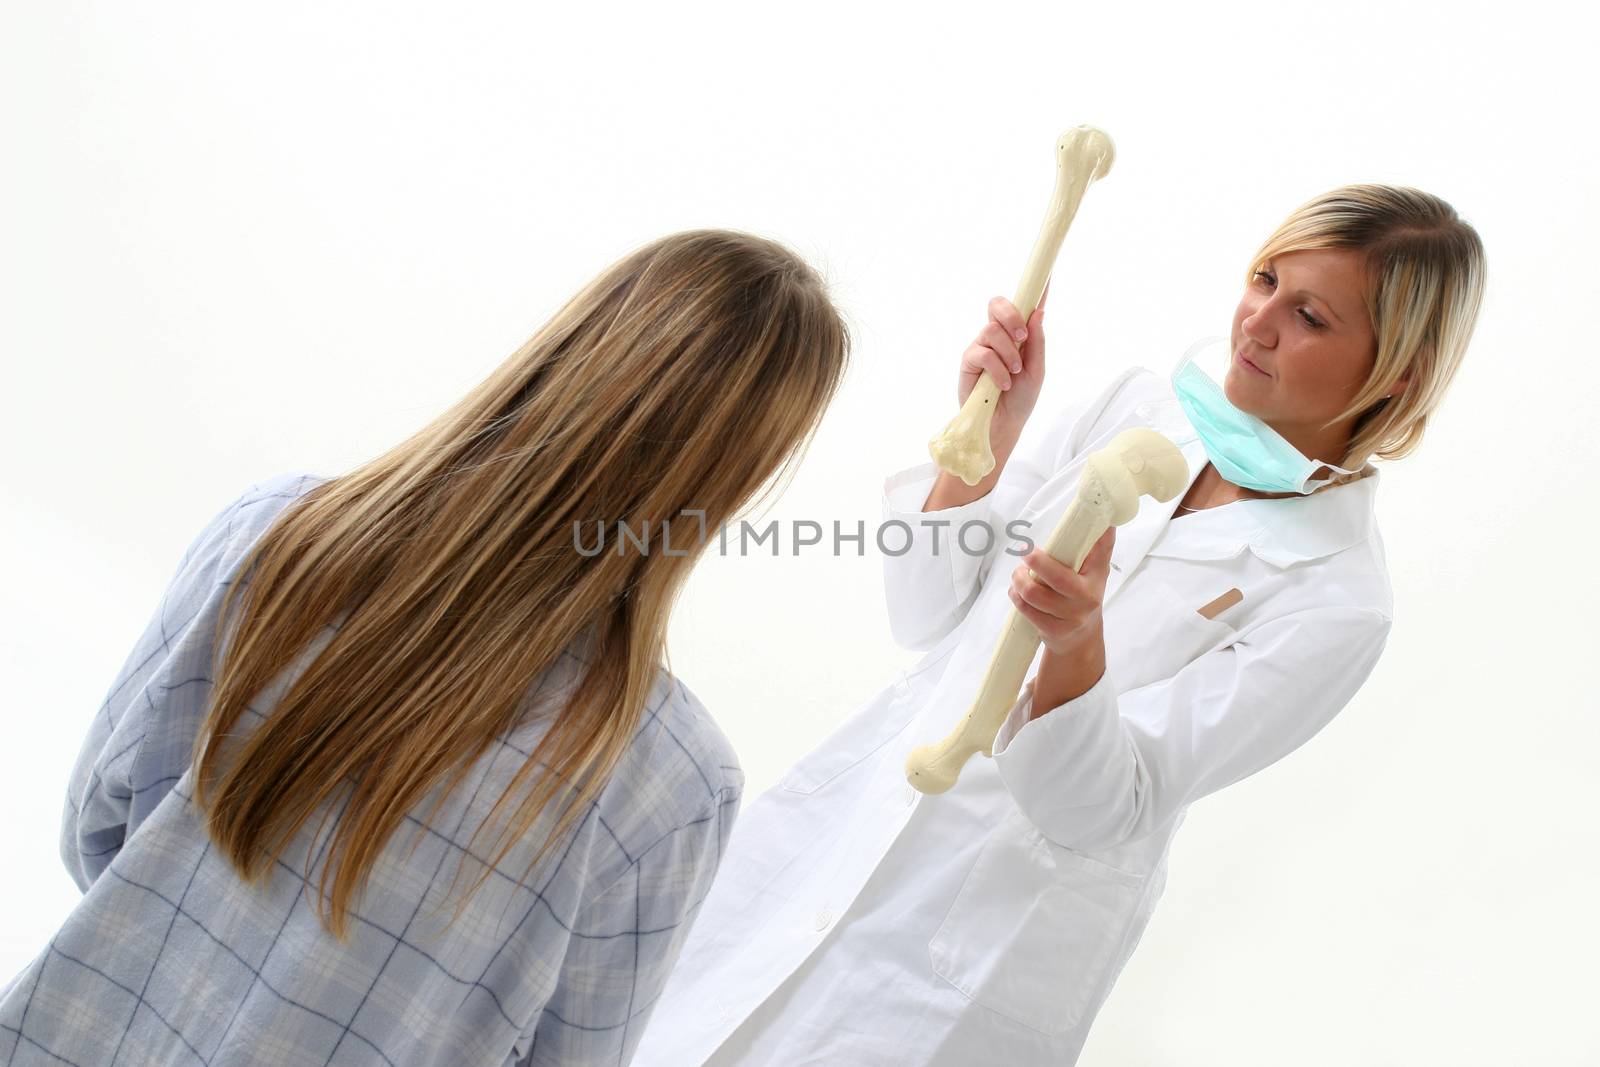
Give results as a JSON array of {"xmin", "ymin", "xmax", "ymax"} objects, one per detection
[
  {"xmin": 958, "ymin": 281, "xmax": 1049, "ymax": 452},
  {"xmin": 921, "ymin": 284, "xmax": 1052, "ymax": 514}
]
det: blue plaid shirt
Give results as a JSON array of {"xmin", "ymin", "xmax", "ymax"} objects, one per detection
[{"xmin": 1, "ymin": 473, "xmax": 743, "ymax": 1066}]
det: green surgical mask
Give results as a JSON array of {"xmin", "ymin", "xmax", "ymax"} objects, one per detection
[{"xmin": 1171, "ymin": 335, "xmax": 1358, "ymax": 495}]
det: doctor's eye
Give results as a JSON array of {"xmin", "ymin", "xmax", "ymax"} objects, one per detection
[{"xmin": 1251, "ymin": 270, "xmax": 1325, "ymax": 329}]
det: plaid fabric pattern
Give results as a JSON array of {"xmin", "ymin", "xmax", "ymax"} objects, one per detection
[{"xmin": 2, "ymin": 473, "xmax": 743, "ymax": 1065}]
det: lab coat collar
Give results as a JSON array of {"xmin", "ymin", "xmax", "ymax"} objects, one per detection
[{"xmin": 1132, "ymin": 395, "xmax": 1380, "ymax": 569}]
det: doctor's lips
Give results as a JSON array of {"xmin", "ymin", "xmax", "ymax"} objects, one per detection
[{"xmin": 1235, "ymin": 349, "xmax": 1271, "ymax": 377}]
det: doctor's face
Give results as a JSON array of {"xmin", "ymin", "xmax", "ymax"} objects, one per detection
[{"xmin": 1227, "ymin": 246, "xmax": 1378, "ymax": 467}]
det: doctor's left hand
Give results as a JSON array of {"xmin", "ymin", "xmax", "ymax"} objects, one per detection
[{"xmin": 1007, "ymin": 526, "xmax": 1115, "ymax": 656}]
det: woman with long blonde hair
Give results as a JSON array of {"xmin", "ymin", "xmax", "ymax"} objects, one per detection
[
  {"xmin": 633, "ymin": 184, "xmax": 1485, "ymax": 1066},
  {"xmin": 3, "ymin": 229, "xmax": 850, "ymax": 1065}
]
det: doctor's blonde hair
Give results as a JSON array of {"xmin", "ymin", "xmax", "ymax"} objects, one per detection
[
  {"xmin": 1245, "ymin": 182, "xmax": 1486, "ymax": 471},
  {"xmin": 189, "ymin": 229, "xmax": 851, "ymax": 941}
]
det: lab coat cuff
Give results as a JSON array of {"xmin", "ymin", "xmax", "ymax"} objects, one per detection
[
  {"xmin": 882, "ymin": 461, "xmax": 998, "ymax": 590},
  {"xmin": 990, "ymin": 669, "xmax": 1123, "ymax": 818},
  {"xmin": 882, "ymin": 461, "xmax": 990, "ymax": 517},
  {"xmin": 991, "ymin": 669, "xmax": 1117, "ymax": 754}
]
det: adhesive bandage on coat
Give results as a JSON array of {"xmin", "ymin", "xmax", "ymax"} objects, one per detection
[
  {"xmin": 905, "ymin": 428, "xmax": 1188, "ymax": 795},
  {"xmin": 927, "ymin": 124, "xmax": 1116, "ymax": 486}
]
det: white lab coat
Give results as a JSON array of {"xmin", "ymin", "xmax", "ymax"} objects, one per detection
[{"xmin": 631, "ymin": 362, "xmax": 1395, "ymax": 1066}]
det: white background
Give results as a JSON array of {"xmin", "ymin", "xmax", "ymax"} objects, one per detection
[{"xmin": 4, "ymin": 2, "xmax": 1596, "ymax": 1063}]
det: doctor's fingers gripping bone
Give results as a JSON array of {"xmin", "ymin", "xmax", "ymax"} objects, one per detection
[
  {"xmin": 956, "ymin": 295, "xmax": 1049, "ymax": 443},
  {"xmin": 928, "ymin": 124, "xmax": 1115, "ymax": 486},
  {"xmin": 906, "ymin": 428, "xmax": 1187, "ymax": 795},
  {"xmin": 967, "ymin": 287, "xmax": 1051, "ymax": 391},
  {"xmin": 1009, "ymin": 530, "xmax": 1115, "ymax": 653}
]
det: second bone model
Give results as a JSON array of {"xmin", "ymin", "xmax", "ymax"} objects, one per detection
[
  {"xmin": 905, "ymin": 427, "xmax": 1188, "ymax": 795},
  {"xmin": 927, "ymin": 124, "xmax": 1115, "ymax": 486}
]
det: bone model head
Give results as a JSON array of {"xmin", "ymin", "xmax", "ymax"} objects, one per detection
[
  {"xmin": 906, "ymin": 427, "xmax": 1187, "ymax": 795},
  {"xmin": 929, "ymin": 125, "xmax": 1117, "ymax": 486},
  {"xmin": 1072, "ymin": 427, "xmax": 1191, "ymax": 538}
]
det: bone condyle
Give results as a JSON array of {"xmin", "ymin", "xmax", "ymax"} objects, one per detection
[{"xmin": 927, "ymin": 124, "xmax": 1117, "ymax": 486}]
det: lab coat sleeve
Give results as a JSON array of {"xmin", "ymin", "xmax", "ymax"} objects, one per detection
[
  {"xmin": 59, "ymin": 484, "xmax": 258, "ymax": 892},
  {"xmin": 989, "ymin": 605, "xmax": 1393, "ymax": 852},
  {"xmin": 880, "ymin": 367, "xmax": 1141, "ymax": 652}
]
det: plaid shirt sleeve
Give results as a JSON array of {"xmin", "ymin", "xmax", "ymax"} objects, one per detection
[
  {"xmin": 59, "ymin": 480, "xmax": 267, "ymax": 892},
  {"xmin": 521, "ymin": 777, "xmax": 741, "ymax": 1066}
]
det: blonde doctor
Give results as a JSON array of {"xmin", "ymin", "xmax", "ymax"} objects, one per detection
[{"xmin": 632, "ymin": 184, "xmax": 1485, "ymax": 1066}]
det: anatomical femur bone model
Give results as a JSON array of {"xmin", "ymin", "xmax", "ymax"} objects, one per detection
[
  {"xmin": 908, "ymin": 126, "xmax": 1188, "ymax": 795},
  {"xmin": 927, "ymin": 124, "xmax": 1117, "ymax": 487},
  {"xmin": 905, "ymin": 427, "xmax": 1188, "ymax": 794}
]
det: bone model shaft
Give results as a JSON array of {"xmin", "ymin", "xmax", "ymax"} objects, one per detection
[
  {"xmin": 907, "ymin": 496, "xmax": 1106, "ymax": 791},
  {"xmin": 928, "ymin": 125, "xmax": 1116, "ymax": 486},
  {"xmin": 906, "ymin": 428, "xmax": 1187, "ymax": 795}
]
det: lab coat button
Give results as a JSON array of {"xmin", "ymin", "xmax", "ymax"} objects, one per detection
[{"xmin": 814, "ymin": 908, "xmax": 832, "ymax": 931}]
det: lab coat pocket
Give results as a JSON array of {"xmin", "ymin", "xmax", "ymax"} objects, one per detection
[
  {"xmin": 1149, "ymin": 576, "xmax": 1239, "ymax": 657},
  {"xmin": 928, "ymin": 808, "xmax": 1143, "ymax": 1037},
  {"xmin": 1103, "ymin": 575, "xmax": 1240, "ymax": 693}
]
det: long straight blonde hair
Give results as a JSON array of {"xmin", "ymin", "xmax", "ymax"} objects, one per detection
[
  {"xmin": 1245, "ymin": 182, "xmax": 1486, "ymax": 471},
  {"xmin": 190, "ymin": 229, "xmax": 851, "ymax": 941}
]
